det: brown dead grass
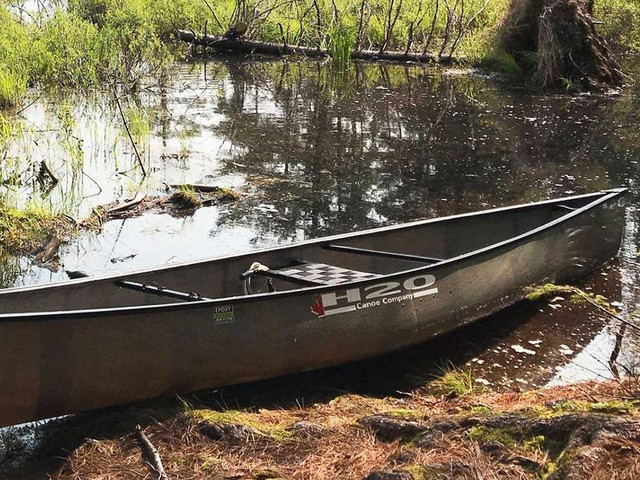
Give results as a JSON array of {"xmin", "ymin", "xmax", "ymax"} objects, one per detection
[{"xmin": 35, "ymin": 379, "xmax": 640, "ymax": 480}]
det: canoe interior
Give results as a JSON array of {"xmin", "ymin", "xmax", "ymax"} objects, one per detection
[{"xmin": 0, "ymin": 190, "xmax": 619, "ymax": 315}]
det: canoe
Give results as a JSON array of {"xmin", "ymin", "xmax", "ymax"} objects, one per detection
[{"xmin": 0, "ymin": 188, "xmax": 627, "ymax": 427}]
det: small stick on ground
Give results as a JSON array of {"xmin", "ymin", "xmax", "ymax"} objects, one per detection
[
  {"xmin": 107, "ymin": 192, "xmax": 146, "ymax": 214},
  {"xmin": 135, "ymin": 425, "xmax": 168, "ymax": 480}
]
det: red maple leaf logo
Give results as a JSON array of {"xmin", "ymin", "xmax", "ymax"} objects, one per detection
[{"xmin": 311, "ymin": 297, "xmax": 325, "ymax": 317}]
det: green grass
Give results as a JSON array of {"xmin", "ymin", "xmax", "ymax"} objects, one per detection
[
  {"xmin": 431, "ymin": 363, "xmax": 479, "ymax": 396},
  {"xmin": 0, "ymin": 202, "xmax": 71, "ymax": 255},
  {"xmin": 124, "ymin": 105, "xmax": 150, "ymax": 138},
  {"xmin": 0, "ymin": 0, "xmax": 638, "ymax": 110},
  {"xmin": 0, "ymin": 66, "xmax": 27, "ymax": 110},
  {"xmin": 329, "ymin": 24, "xmax": 356, "ymax": 68}
]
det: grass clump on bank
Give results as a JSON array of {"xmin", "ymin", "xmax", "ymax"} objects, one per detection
[
  {"xmin": 0, "ymin": 204, "xmax": 71, "ymax": 255},
  {"xmin": 430, "ymin": 363, "xmax": 479, "ymax": 396}
]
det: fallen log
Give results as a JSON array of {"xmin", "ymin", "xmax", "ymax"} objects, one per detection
[
  {"xmin": 169, "ymin": 183, "xmax": 222, "ymax": 193},
  {"xmin": 176, "ymin": 30, "xmax": 445, "ymax": 64}
]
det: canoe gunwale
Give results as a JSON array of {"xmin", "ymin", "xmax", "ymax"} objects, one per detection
[{"xmin": 0, "ymin": 188, "xmax": 626, "ymax": 322}]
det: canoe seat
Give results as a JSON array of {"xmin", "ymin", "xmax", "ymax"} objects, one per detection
[{"xmin": 268, "ymin": 262, "xmax": 381, "ymax": 286}]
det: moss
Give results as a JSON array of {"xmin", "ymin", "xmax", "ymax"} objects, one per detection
[
  {"xmin": 407, "ymin": 464, "xmax": 458, "ymax": 480},
  {"xmin": 525, "ymin": 283, "xmax": 574, "ymax": 301},
  {"xmin": 199, "ymin": 455, "xmax": 222, "ymax": 473},
  {"xmin": 170, "ymin": 186, "xmax": 202, "ymax": 208},
  {"xmin": 188, "ymin": 409, "xmax": 294, "ymax": 442},
  {"xmin": 384, "ymin": 409, "xmax": 423, "ymax": 421},
  {"xmin": 545, "ymin": 446, "xmax": 582, "ymax": 479},
  {"xmin": 467, "ymin": 405, "xmax": 493, "ymax": 415},
  {"xmin": 211, "ymin": 187, "xmax": 241, "ymax": 202},
  {"xmin": 522, "ymin": 434, "xmax": 545, "ymax": 451},
  {"xmin": 550, "ymin": 399, "xmax": 639, "ymax": 415},
  {"xmin": 466, "ymin": 425, "xmax": 519, "ymax": 448},
  {"xmin": 540, "ymin": 460, "xmax": 558, "ymax": 480},
  {"xmin": 525, "ymin": 283, "xmax": 620, "ymax": 316},
  {"xmin": 254, "ymin": 470, "xmax": 282, "ymax": 479},
  {"xmin": 519, "ymin": 405, "xmax": 554, "ymax": 418}
]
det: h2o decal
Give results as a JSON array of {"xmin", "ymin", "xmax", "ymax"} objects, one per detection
[{"xmin": 310, "ymin": 274, "xmax": 438, "ymax": 318}]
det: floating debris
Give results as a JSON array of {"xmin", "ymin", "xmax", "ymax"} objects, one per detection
[{"xmin": 511, "ymin": 345, "xmax": 537, "ymax": 355}]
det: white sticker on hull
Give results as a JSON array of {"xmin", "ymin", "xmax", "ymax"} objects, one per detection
[{"xmin": 311, "ymin": 274, "xmax": 439, "ymax": 318}]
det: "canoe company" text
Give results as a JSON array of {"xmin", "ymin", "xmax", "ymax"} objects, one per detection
[{"xmin": 310, "ymin": 274, "xmax": 438, "ymax": 317}]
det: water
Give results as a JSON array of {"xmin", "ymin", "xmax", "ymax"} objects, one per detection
[{"xmin": 1, "ymin": 58, "xmax": 640, "ymax": 390}]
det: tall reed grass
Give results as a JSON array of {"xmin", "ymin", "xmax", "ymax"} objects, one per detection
[
  {"xmin": 329, "ymin": 25, "xmax": 356, "ymax": 68},
  {"xmin": 0, "ymin": 67, "xmax": 27, "ymax": 110}
]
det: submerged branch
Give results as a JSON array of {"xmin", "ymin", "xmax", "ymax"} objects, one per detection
[{"xmin": 113, "ymin": 93, "xmax": 147, "ymax": 177}]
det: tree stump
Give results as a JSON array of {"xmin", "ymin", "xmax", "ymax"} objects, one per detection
[{"xmin": 499, "ymin": 0, "xmax": 623, "ymax": 89}]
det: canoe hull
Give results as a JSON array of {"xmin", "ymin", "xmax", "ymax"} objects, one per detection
[{"xmin": 0, "ymin": 190, "xmax": 626, "ymax": 426}]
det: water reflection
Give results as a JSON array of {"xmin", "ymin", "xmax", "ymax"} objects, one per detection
[{"xmin": 1, "ymin": 58, "xmax": 640, "ymax": 387}]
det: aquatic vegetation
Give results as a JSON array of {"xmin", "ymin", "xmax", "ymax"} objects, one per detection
[
  {"xmin": 124, "ymin": 105, "xmax": 150, "ymax": 139},
  {"xmin": 0, "ymin": 0, "xmax": 637, "ymax": 107},
  {"xmin": 0, "ymin": 66, "xmax": 27, "ymax": 110},
  {"xmin": 525, "ymin": 283, "xmax": 616, "ymax": 314},
  {"xmin": 0, "ymin": 113, "xmax": 16, "ymax": 145},
  {"xmin": 170, "ymin": 185, "xmax": 202, "ymax": 209},
  {"xmin": 0, "ymin": 203, "xmax": 73, "ymax": 255},
  {"xmin": 0, "ymin": 248, "xmax": 21, "ymax": 289},
  {"xmin": 328, "ymin": 24, "xmax": 356, "ymax": 68}
]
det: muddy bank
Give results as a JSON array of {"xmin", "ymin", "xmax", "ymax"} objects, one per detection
[{"xmin": 1, "ymin": 379, "xmax": 638, "ymax": 479}]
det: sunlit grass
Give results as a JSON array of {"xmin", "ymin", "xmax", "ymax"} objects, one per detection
[
  {"xmin": 329, "ymin": 25, "xmax": 356, "ymax": 68},
  {"xmin": 431, "ymin": 362, "xmax": 479, "ymax": 396},
  {"xmin": 125, "ymin": 106, "xmax": 150, "ymax": 139},
  {"xmin": 0, "ymin": 66, "xmax": 26, "ymax": 110},
  {"xmin": 0, "ymin": 0, "xmax": 638, "ymax": 108},
  {"xmin": 0, "ymin": 201, "xmax": 71, "ymax": 255}
]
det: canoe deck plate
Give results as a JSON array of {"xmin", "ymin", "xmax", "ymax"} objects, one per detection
[{"xmin": 268, "ymin": 262, "xmax": 381, "ymax": 285}]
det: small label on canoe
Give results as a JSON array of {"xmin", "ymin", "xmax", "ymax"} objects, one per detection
[{"xmin": 213, "ymin": 305, "xmax": 234, "ymax": 325}]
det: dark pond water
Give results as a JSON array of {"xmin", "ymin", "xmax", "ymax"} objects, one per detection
[{"xmin": 2, "ymin": 58, "xmax": 640, "ymax": 391}]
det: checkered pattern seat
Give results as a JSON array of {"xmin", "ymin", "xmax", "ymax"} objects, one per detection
[{"xmin": 269, "ymin": 262, "xmax": 381, "ymax": 286}]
